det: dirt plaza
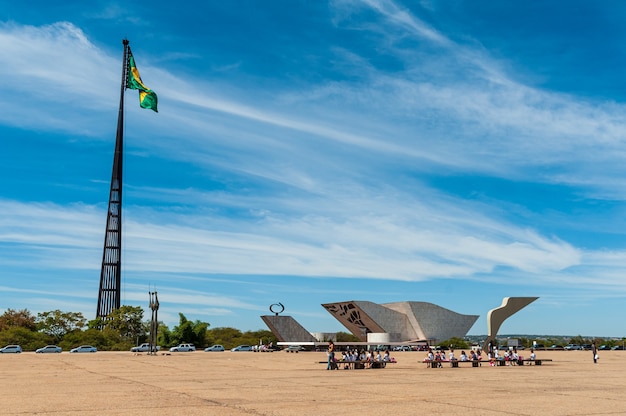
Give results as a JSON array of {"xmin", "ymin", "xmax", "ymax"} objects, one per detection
[{"xmin": 1, "ymin": 349, "xmax": 624, "ymax": 415}]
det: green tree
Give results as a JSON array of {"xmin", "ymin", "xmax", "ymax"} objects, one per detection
[
  {"xmin": 88, "ymin": 306, "xmax": 145, "ymax": 343},
  {"xmin": 60, "ymin": 328, "xmax": 112, "ymax": 351},
  {"xmin": 156, "ymin": 323, "xmax": 172, "ymax": 347},
  {"xmin": 0, "ymin": 309, "xmax": 36, "ymax": 331},
  {"xmin": 170, "ymin": 313, "xmax": 209, "ymax": 347},
  {"xmin": 244, "ymin": 329, "xmax": 277, "ymax": 346},
  {"xmin": 545, "ymin": 338, "xmax": 561, "ymax": 347},
  {"xmin": 518, "ymin": 337, "xmax": 530, "ymax": 348},
  {"xmin": 206, "ymin": 327, "xmax": 242, "ymax": 349},
  {"xmin": 36, "ymin": 310, "xmax": 86, "ymax": 342},
  {"xmin": 0, "ymin": 326, "xmax": 50, "ymax": 351},
  {"xmin": 439, "ymin": 337, "xmax": 469, "ymax": 349},
  {"xmin": 336, "ymin": 332, "xmax": 360, "ymax": 342},
  {"xmin": 106, "ymin": 305, "xmax": 145, "ymax": 341},
  {"xmin": 569, "ymin": 335, "xmax": 589, "ymax": 345}
]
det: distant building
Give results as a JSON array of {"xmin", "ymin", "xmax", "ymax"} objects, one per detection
[
  {"xmin": 261, "ymin": 297, "xmax": 537, "ymax": 346},
  {"xmin": 322, "ymin": 300, "xmax": 479, "ymax": 344},
  {"xmin": 310, "ymin": 332, "xmax": 337, "ymax": 342},
  {"xmin": 260, "ymin": 315, "xmax": 317, "ymax": 343}
]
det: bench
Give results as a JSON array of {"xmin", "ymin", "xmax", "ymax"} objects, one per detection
[
  {"xmin": 424, "ymin": 359, "xmax": 483, "ymax": 368},
  {"xmin": 521, "ymin": 359, "xmax": 552, "ymax": 365},
  {"xmin": 319, "ymin": 359, "xmax": 396, "ymax": 369},
  {"xmin": 424, "ymin": 358, "xmax": 552, "ymax": 368},
  {"xmin": 492, "ymin": 358, "xmax": 553, "ymax": 366}
]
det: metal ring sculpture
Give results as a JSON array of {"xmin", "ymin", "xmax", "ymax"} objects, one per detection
[{"xmin": 269, "ymin": 303, "xmax": 285, "ymax": 316}]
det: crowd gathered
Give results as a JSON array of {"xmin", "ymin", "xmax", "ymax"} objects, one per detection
[
  {"xmin": 325, "ymin": 340, "xmax": 542, "ymax": 370},
  {"xmin": 423, "ymin": 345, "xmax": 538, "ymax": 367},
  {"xmin": 326, "ymin": 341, "xmax": 396, "ymax": 370}
]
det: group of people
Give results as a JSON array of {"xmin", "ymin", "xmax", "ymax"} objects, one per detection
[
  {"xmin": 423, "ymin": 348, "xmax": 482, "ymax": 367},
  {"xmin": 486, "ymin": 345, "xmax": 538, "ymax": 366},
  {"xmin": 252, "ymin": 342, "xmax": 274, "ymax": 352},
  {"xmin": 487, "ymin": 346, "xmax": 524, "ymax": 365},
  {"xmin": 423, "ymin": 346, "xmax": 539, "ymax": 367},
  {"xmin": 326, "ymin": 341, "xmax": 601, "ymax": 371},
  {"xmin": 326, "ymin": 341, "xmax": 394, "ymax": 370}
]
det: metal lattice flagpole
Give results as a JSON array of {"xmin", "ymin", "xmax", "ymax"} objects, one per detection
[{"xmin": 96, "ymin": 39, "xmax": 129, "ymax": 320}]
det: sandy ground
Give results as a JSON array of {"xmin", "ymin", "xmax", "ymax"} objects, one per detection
[{"xmin": 0, "ymin": 349, "xmax": 624, "ymax": 415}]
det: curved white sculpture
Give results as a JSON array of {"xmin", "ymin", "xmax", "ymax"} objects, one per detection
[
  {"xmin": 322, "ymin": 300, "xmax": 479, "ymax": 343},
  {"xmin": 483, "ymin": 297, "xmax": 538, "ymax": 351}
]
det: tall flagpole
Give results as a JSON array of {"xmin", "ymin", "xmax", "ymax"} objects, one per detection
[{"xmin": 96, "ymin": 39, "xmax": 129, "ymax": 320}]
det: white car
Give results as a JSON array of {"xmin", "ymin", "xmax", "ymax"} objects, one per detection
[
  {"xmin": 70, "ymin": 345, "xmax": 97, "ymax": 353},
  {"xmin": 204, "ymin": 345, "xmax": 225, "ymax": 352},
  {"xmin": 0, "ymin": 344, "xmax": 22, "ymax": 353},
  {"xmin": 393, "ymin": 346, "xmax": 412, "ymax": 352},
  {"xmin": 231, "ymin": 345, "xmax": 253, "ymax": 352},
  {"xmin": 130, "ymin": 343, "xmax": 160, "ymax": 353},
  {"xmin": 36, "ymin": 345, "xmax": 62, "ymax": 353},
  {"xmin": 169, "ymin": 343, "xmax": 196, "ymax": 352}
]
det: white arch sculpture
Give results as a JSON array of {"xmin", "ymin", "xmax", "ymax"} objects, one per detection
[{"xmin": 483, "ymin": 297, "xmax": 538, "ymax": 352}]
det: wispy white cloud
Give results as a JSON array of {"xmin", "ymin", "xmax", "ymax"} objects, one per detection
[
  {"xmin": 326, "ymin": 0, "xmax": 626, "ymax": 189},
  {"xmin": 4, "ymin": 17, "xmax": 626, "ymax": 196},
  {"xmin": 356, "ymin": 0, "xmax": 452, "ymax": 46},
  {"xmin": 0, "ymin": 20, "xmax": 609, "ymax": 287},
  {"xmin": 2, "ymin": 4, "xmax": 626, "ymax": 335},
  {"xmin": 84, "ymin": 3, "xmax": 144, "ymax": 25},
  {"xmin": 0, "ymin": 191, "xmax": 588, "ymax": 284},
  {"xmin": 122, "ymin": 283, "xmax": 257, "ymax": 310},
  {"xmin": 0, "ymin": 21, "xmax": 118, "ymax": 135}
]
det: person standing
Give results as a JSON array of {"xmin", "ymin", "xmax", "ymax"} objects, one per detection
[
  {"xmin": 327, "ymin": 341, "xmax": 336, "ymax": 370},
  {"xmin": 592, "ymin": 342, "xmax": 598, "ymax": 364}
]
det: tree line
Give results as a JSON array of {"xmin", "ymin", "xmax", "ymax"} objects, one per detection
[{"xmin": 0, "ymin": 307, "xmax": 279, "ymax": 351}]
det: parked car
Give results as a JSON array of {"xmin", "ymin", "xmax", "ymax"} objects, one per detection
[
  {"xmin": 598, "ymin": 345, "xmax": 611, "ymax": 350},
  {"xmin": 70, "ymin": 345, "xmax": 97, "ymax": 353},
  {"xmin": 393, "ymin": 346, "xmax": 412, "ymax": 352},
  {"xmin": 130, "ymin": 343, "xmax": 160, "ymax": 353},
  {"xmin": 204, "ymin": 345, "xmax": 225, "ymax": 352},
  {"xmin": 0, "ymin": 344, "xmax": 22, "ymax": 353},
  {"xmin": 169, "ymin": 343, "xmax": 195, "ymax": 352},
  {"xmin": 231, "ymin": 345, "xmax": 253, "ymax": 352},
  {"xmin": 611, "ymin": 345, "xmax": 624, "ymax": 350},
  {"xmin": 374, "ymin": 344, "xmax": 392, "ymax": 352},
  {"xmin": 36, "ymin": 345, "xmax": 62, "ymax": 353},
  {"xmin": 284, "ymin": 345, "xmax": 304, "ymax": 353},
  {"xmin": 549, "ymin": 345, "xmax": 564, "ymax": 350},
  {"xmin": 564, "ymin": 344, "xmax": 581, "ymax": 351}
]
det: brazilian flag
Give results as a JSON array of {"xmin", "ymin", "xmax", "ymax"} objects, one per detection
[{"xmin": 127, "ymin": 48, "xmax": 158, "ymax": 112}]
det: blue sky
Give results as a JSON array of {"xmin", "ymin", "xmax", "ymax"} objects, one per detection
[{"xmin": 2, "ymin": 0, "xmax": 626, "ymax": 338}]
